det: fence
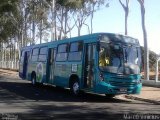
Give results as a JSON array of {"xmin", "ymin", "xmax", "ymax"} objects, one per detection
[{"xmin": 0, "ymin": 61, "xmax": 19, "ymax": 70}]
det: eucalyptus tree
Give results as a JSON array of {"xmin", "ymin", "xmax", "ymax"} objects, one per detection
[
  {"xmin": 44, "ymin": 0, "xmax": 84, "ymax": 39},
  {"xmin": 34, "ymin": 0, "xmax": 50, "ymax": 44},
  {"xmin": 43, "ymin": 0, "xmax": 109, "ymax": 39},
  {"xmin": 43, "ymin": 0, "xmax": 56, "ymax": 40},
  {"xmin": 119, "ymin": 0, "xmax": 129, "ymax": 35},
  {"xmin": 137, "ymin": 0, "xmax": 149, "ymax": 80},
  {"xmin": 88, "ymin": 0, "xmax": 109, "ymax": 34},
  {"xmin": 0, "ymin": 0, "xmax": 19, "ymax": 41},
  {"xmin": 73, "ymin": 0, "xmax": 109, "ymax": 36},
  {"xmin": 73, "ymin": 2, "xmax": 90, "ymax": 36},
  {"xmin": 55, "ymin": 0, "xmax": 84, "ymax": 39},
  {"xmin": 0, "ymin": 0, "xmax": 19, "ymax": 63}
]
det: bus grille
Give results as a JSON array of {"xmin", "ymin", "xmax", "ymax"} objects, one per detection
[{"xmin": 109, "ymin": 81, "xmax": 137, "ymax": 87}]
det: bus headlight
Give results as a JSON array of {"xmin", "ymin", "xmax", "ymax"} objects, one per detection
[
  {"xmin": 137, "ymin": 79, "xmax": 141, "ymax": 84},
  {"xmin": 99, "ymin": 73, "xmax": 104, "ymax": 81}
]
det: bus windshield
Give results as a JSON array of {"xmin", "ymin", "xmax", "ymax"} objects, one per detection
[
  {"xmin": 99, "ymin": 36, "xmax": 141, "ymax": 75},
  {"xmin": 99, "ymin": 42, "xmax": 123, "ymax": 73},
  {"xmin": 124, "ymin": 46, "xmax": 141, "ymax": 66}
]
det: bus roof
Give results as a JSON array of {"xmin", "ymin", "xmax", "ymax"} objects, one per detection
[{"xmin": 21, "ymin": 33, "xmax": 139, "ymax": 50}]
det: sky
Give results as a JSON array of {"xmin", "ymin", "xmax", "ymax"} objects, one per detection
[{"xmin": 72, "ymin": 0, "xmax": 160, "ymax": 54}]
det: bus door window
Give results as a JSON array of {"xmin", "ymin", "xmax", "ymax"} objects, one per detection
[
  {"xmin": 85, "ymin": 44, "xmax": 96, "ymax": 88},
  {"xmin": 22, "ymin": 51, "xmax": 30, "ymax": 79},
  {"xmin": 49, "ymin": 48, "xmax": 56, "ymax": 83},
  {"xmin": 99, "ymin": 44, "xmax": 111, "ymax": 67}
]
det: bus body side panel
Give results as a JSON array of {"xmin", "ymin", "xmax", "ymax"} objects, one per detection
[
  {"xmin": 36, "ymin": 62, "xmax": 47, "ymax": 83},
  {"xmin": 27, "ymin": 61, "xmax": 47, "ymax": 83},
  {"xmin": 54, "ymin": 63, "xmax": 68, "ymax": 87},
  {"xmin": 27, "ymin": 61, "xmax": 37, "ymax": 81},
  {"xmin": 53, "ymin": 62, "xmax": 82, "ymax": 88}
]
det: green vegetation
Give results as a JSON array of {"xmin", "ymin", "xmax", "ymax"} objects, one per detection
[
  {"xmin": 0, "ymin": 0, "xmax": 109, "ymax": 62},
  {"xmin": 141, "ymin": 47, "xmax": 158, "ymax": 72}
]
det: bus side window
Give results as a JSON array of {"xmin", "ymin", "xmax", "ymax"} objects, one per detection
[
  {"xmin": 38, "ymin": 47, "xmax": 47, "ymax": 62},
  {"xmin": 56, "ymin": 44, "xmax": 68, "ymax": 61},
  {"xmin": 31, "ymin": 48, "xmax": 39, "ymax": 61},
  {"xmin": 68, "ymin": 41, "xmax": 83, "ymax": 61}
]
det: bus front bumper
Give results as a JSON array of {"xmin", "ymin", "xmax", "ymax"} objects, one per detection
[{"xmin": 96, "ymin": 81, "xmax": 142, "ymax": 95}]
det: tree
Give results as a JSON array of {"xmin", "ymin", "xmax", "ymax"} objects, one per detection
[
  {"xmin": 137, "ymin": 0, "xmax": 149, "ymax": 80},
  {"xmin": 0, "ymin": 0, "xmax": 18, "ymax": 42},
  {"xmin": 73, "ymin": 0, "xmax": 109, "ymax": 36},
  {"xmin": 73, "ymin": 4, "xmax": 90, "ymax": 36},
  {"xmin": 89, "ymin": 0, "xmax": 109, "ymax": 34},
  {"xmin": 56, "ymin": 0, "xmax": 85, "ymax": 39},
  {"xmin": 119, "ymin": 0, "xmax": 129, "ymax": 35},
  {"xmin": 45, "ymin": 0, "xmax": 84, "ymax": 39},
  {"xmin": 43, "ymin": 0, "xmax": 57, "ymax": 40},
  {"xmin": 35, "ymin": 0, "xmax": 50, "ymax": 44},
  {"xmin": 0, "ymin": 0, "xmax": 20, "ymax": 64}
]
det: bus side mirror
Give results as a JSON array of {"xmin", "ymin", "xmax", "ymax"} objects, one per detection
[{"xmin": 97, "ymin": 43, "xmax": 100, "ymax": 51}]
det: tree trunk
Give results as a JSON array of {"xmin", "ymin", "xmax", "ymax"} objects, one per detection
[
  {"xmin": 119, "ymin": 0, "xmax": 129, "ymax": 35},
  {"xmin": 125, "ymin": 11, "xmax": 128, "ymax": 35},
  {"xmin": 20, "ymin": 30, "xmax": 24, "ymax": 48},
  {"xmin": 90, "ymin": 12, "xmax": 93, "ymax": 34},
  {"xmin": 32, "ymin": 2, "xmax": 36, "ymax": 45},
  {"xmin": 78, "ymin": 27, "xmax": 81, "ymax": 36},
  {"xmin": 0, "ymin": 42, "xmax": 2, "ymax": 61},
  {"xmin": 51, "ymin": 0, "xmax": 56, "ymax": 41},
  {"xmin": 32, "ymin": 20, "xmax": 35, "ymax": 44},
  {"xmin": 138, "ymin": 0, "xmax": 149, "ymax": 80},
  {"xmin": 39, "ymin": 19, "xmax": 43, "ymax": 44},
  {"xmin": 64, "ymin": 9, "xmax": 68, "ymax": 38},
  {"xmin": 91, "ymin": 2, "xmax": 96, "ymax": 34},
  {"xmin": 54, "ymin": 9, "xmax": 57, "ymax": 40},
  {"xmin": 59, "ymin": 8, "xmax": 64, "ymax": 40}
]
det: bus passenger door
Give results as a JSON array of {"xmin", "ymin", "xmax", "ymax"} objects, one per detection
[
  {"xmin": 22, "ymin": 51, "xmax": 29, "ymax": 79},
  {"xmin": 84, "ymin": 44, "xmax": 96, "ymax": 90},
  {"xmin": 47, "ymin": 48, "xmax": 56, "ymax": 84}
]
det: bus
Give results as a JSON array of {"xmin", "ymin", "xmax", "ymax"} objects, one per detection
[{"xmin": 19, "ymin": 33, "xmax": 142, "ymax": 97}]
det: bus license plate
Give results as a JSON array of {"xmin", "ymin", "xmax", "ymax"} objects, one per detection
[{"xmin": 119, "ymin": 88, "xmax": 127, "ymax": 92}]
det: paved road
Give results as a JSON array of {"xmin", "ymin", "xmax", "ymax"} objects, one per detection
[{"xmin": 0, "ymin": 70, "xmax": 160, "ymax": 120}]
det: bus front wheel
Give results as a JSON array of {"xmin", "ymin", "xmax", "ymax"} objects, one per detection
[
  {"xmin": 70, "ymin": 80, "xmax": 80, "ymax": 96},
  {"xmin": 105, "ymin": 94, "xmax": 115, "ymax": 98}
]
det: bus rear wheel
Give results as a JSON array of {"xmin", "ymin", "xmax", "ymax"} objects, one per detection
[
  {"xmin": 70, "ymin": 80, "xmax": 80, "ymax": 96},
  {"xmin": 31, "ymin": 74, "xmax": 37, "ymax": 86}
]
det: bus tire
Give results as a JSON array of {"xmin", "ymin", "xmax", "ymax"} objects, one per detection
[
  {"xmin": 31, "ymin": 73, "xmax": 37, "ymax": 86},
  {"xmin": 70, "ymin": 80, "xmax": 80, "ymax": 96},
  {"xmin": 105, "ymin": 94, "xmax": 115, "ymax": 98}
]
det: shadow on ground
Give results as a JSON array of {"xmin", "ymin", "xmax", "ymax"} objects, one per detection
[
  {"xmin": 0, "ymin": 79, "xmax": 129, "ymax": 103},
  {"xmin": 0, "ymin": 73, "xmax": 159, "ymax": 120}
]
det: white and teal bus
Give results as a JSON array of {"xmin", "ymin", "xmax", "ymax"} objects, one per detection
[{"xmin": 19, "ymin": 33, "xmax": 142, "ymax": 97}]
